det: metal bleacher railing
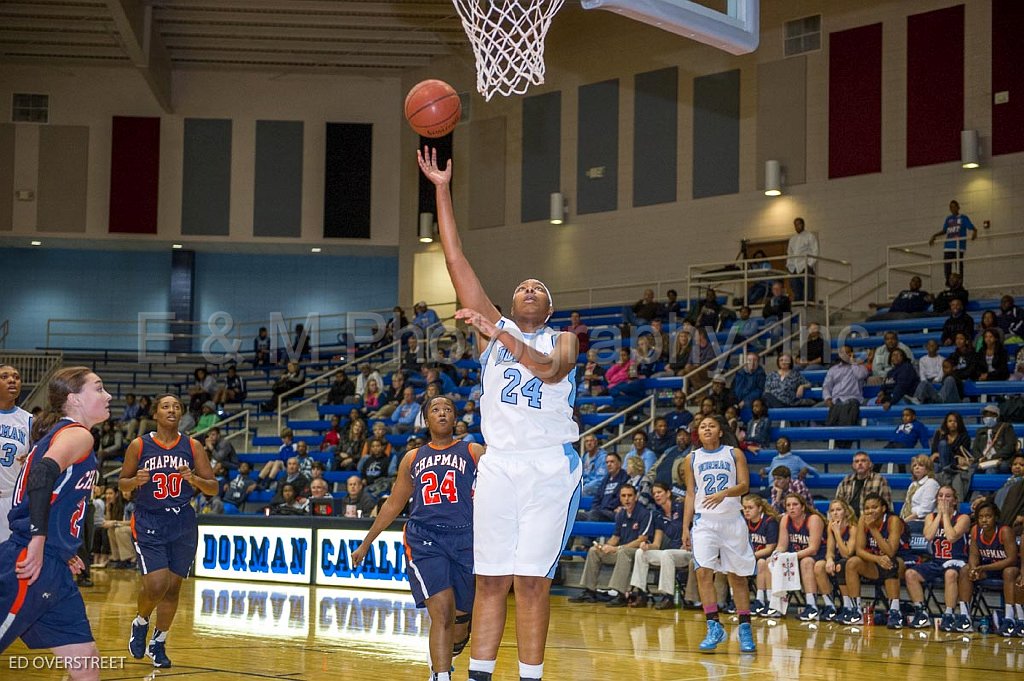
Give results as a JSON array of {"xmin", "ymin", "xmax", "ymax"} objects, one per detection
[
  {"xmin": 192, "ymin": 408, "xmax": 253, "ymax": 453},
  {"xmin": 0, "ymin": 349, "xmax": 63, "ymax": 409},
  {"xmin": 0, "ymin": 319, "xmax": 8, "ymax": 348}
]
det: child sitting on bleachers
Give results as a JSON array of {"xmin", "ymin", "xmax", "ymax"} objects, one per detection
[{"xmin": 886, "ymin": 407, "xmax": 930, "ymax": 449}]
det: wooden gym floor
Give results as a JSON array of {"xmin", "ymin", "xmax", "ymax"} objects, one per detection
[{"xmin": 5, "ymin": 569, "xmax": 1022, "ymax": 680}]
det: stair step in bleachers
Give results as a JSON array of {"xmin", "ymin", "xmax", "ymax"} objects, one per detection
[{"xmin": 769, "ymin": 424, "xmax": 1023, "ymax": 441}]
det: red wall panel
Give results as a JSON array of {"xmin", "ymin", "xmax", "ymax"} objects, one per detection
[
  {"xmin": 109, "ymin": 116, "xmax": 160, "ymax": 234},
  {"xmin": 993, "ymin": 0, "xmax": 1024, "ymax": 156},
  {"xmin": 829, "ymin": 23, "xmax": 883, "ymax": 179},
  {"xmin": 906, "ymin": 5, "xmax": 964, "ymax": 168}
]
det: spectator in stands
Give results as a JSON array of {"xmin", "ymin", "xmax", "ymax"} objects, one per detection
[
  {"xmin": 454, "ymin": 420, "xmax": 477, "ymax": 444},
  {"xmin": 326, "ymin": 371, "xmax": 356, "ymax": 405},
  {"xmin": 887, "ymin": 407, "xmax": 930, "ymax": 449},
  {"xmin": 688, "ymin": 328, "xmax": 717, "ymax": 390},
  {"xmin": 363, "ymin": 422, "xmax": 393, "ymax": 462},
  {"xmin": 632, "ymin": 334, "xmax": 661, "ymax": 379},
  {"xmin": 563, "ymin": 311, "xmax": 590, "ymax": 353},
  {"xmin": 762, "ymin": 281, "xmax": 791, "ymax": 323},
  {"xmin": 941, "ymin": 300, "xmax": 975, "ymax": 346},
  {"xmin": 338, "ymin": 476, "xmax": 377, "ymax": 517},
  {"xmin": 763, "ymin": 353, "xmax": 811, "ymax": 408},
  {"xmin": 708, "ymin": 374, "xmax": 736, "ymax": 415},
  {"xmin": 95, "ymin": 421, "xmax": 125, "ymax": 464},
  {"xmin": 269, "ymin": 483, "xmax": 308, "ymax": 515},
  {"xmin": 320, "ymin": 415, "xmax": 342, "ymax": 453},
  {"xmin": 581, "ymin": 348, "xmax": 607, "ymax": 395},
  {"xmin": 974, "ymin": 311, "xmax": 1000, "ymax": 351},
  {"xmin": 390, "ymin": 386, "xmax": 420, "ymax": 434},
  {"xmin": 1013, "ymin": 349, "xmax": 1024, "ymax": 381},
  {"xmin": 222, "ymin": 462, "xmax": 257, "ymax": 512},
  {"xmin": 460, "ymin": 399, "xmax": 478, "ymax": 430},
  {"xmin": 195, "ymin": 400, "xmax": 219, "ymax": 433},
  {"xmin": 194, "ymin": 491, "xmax": 223, "ymax": 515},
  {"xmin": 116, "ymin": 393, "xmax": 141, "ymax": 439},
  {"xmin": 929, "ymin": 199, "xmax": 976, "ymax": 282},
  {"xmin": 764, "ymin": 436, "xmax": 814, "ymax": 479},
  {"xmin": 623, "ymin": 456, "xmax": 649, "ymax": 506},
  {"xmin": 835, "ymin": 452, "xmax": 892, "ymax": 514},
  {"xmin": 663, "ymin": 390, "xmax": 693, "ymax": 434},
  {"xmin": 334, "ymin": 420, "xmax": 366, "ymax": 470},
  {"xmin": 656, "ymin": 330, "xmax": 693, "ymax": 378},
  {"xmin": 204, "ymin": 427, "xmax": 238, "ymax": 470},
  {"xmin": 787, "ymin": 217, "xmax": 819, "ymax": 303},
  {"xmin": 293, "ymin": 440, "xmax": 313, "ymax": 479},
  {"xmin": 918, "ymin": 339, "xmax": 944, "ymax": 383},
  {"xmin": 623, "ymin": 288, "xmax": 661, "ymax": 329},
  {"xmin": 646, "ymin": 428, "xmax": 690, "ymax": 490},
  {"xmin": 581, "ymin": 434, "xmax": 609, "ymax": 497},
  {"xmin": 813, "ymin": 499, "xmax": 857, "ymax": 622},
  {"xmin": 213, "ymin": 365, "xmax": 246, "ymax": 409},
  {"xmin": 355, "ymin": 363, "xmax": 384, "ymax": 398},
  {"xmin": 177, "ymin": 406, "xmax": 196, "ymax": 435},
  {"xmin": 401, "ymin": 336, "xmax": 423, "ymax": 371},
  {"xmin": 264, "ymin": 361, "xmax": 305, "ymax": 411},
  {"xmin": 361, "ymin": 378, "xmax": 383, "ymax": 414},
  {"xmin": 981, "ymin": 454, "xmax": 1024, "ymax": 529},
  {"xmin": 384, "ymin": 306, "xmax": 409, "ymax": 346},
  {"xmin": 931, "ymin": 411, "xmax": 973, "ymax": 475},
  {"xmin": 605, "ymin": 348, "xmax": 635, "ymax": 390},
  {"xmin": 998, "ymin": 294, "xmax": 1024, "ymax": 343},
  {"xmin": 646, "ymin": 318, "xmax": 669, "ymax": 362},
  {"xmin": 265, "ymin": 457, "xmax": 310, "ymax": 502},
  {"xmin": 916, "ymin": 356, "xmax": 966, "ymax": 404},
  {"xmin": 733, "ymin": 353, "xmax": 765, "ymax": 411},
  {"xmin": 840, "ymin": 494, "xmax": 906, "ymax": 628},
  {"xmin": 569, "ymin": 484, "xmax": 653, "ymax": 605},
  {"xmin": 742, "ymin": 494, "xmax": 779, "ymax": 615},
  {"xmin": 948, "ymin": 331, "xmax": 985, "ymax": 382},
  {"xmin": 660, "ymin": 289, "xmax": 683, "ymax": 321},
  {"xmin": 647, "ymin": 417, "xmax": 674, "ymax": 456},
  {"xmin": 423, "ymin": 366, "xmax": 458, "ymax": 397},
  {"xmin": 688, "ymin": 398, "xmax": 740, "ymax": 449},
  {"xmin": 411, "ymin": 301, "xmax": 439, "ymax": 332},
  {"xmin": 822, "ymin": 345, "xmax": 868, "ymax": 410},
  {"xmin": 188, "ymin": 367, "xmax": 216, "ymax": 415},
  {"xmin": 288, "ymin": 323, "xmax": 313, "ymax": 360},
  {"xmin": 867, "ymin": 276, "xmax": 933, "ymax": 320},
  {"xmin": 624, "ymin": 431, "xmax": 656, "ymax": 473},
  {"xmin": 900, "ymin": 455, "xmax": 939, "ymax": 521},
  {"xmin": 932, "ymin": 271, "xmax": 969, "ymax": 315},
  {"xmin": 744, "ymin": 399, "xmax": 771, "ymax": 451},
  {"xmin": 626, "ymin": 482, "xmax": 688, "ymax": 610},
  {"xmin": 582, "ymin": 453, "xmax": 629, "ymax": 522},
  {"xmin": 358, "ymin": 438, "xmax": 393, "ymax": 497},
  {"xmin": 972, "ymin": 404, "xmax": 1017, "ymax": 474},
  {"xmin": 867, "ymin": 331, "xmax": 915, "ymax": 386},
  {"xmin": 732, "ymin": 306, "xmax": 759, "ymax": 348},
  {"xmin": 768, "ymin": 466, "xmax": 813, "ymax": 513},
  {"xmin": 875, "ymin": 349, "xmax": 919, "ymax": 409},
  {"xmin": 369, "ymin": 372, "xmax": 406, "ymax": 420},
  {"xmin": 776, "ymin": 492, "xmax": 826, "ymax": 619},
  {"xmin": 688, "ymin": 287, "xmax": 723, "ymax": 330},
  {"xmin": 253, "ymin": 326, "xmax": 272, "ymax": 367},
  {"xmin": 978, "ymin": 329, "xmax": 1010, "ymax": 382},
  {"xmin": 744, "ymin": 250, "xmax": 773, "ymax": 306},
  {"xmin": 795, "ymin": 323, "xmax": 828, "ymax": 371}
]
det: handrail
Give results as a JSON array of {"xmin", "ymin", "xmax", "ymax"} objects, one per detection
[
  {"xmin": 688, "ymin": 254, "xmax": 852, "ymax": 309},
  {"xmin": 192, "ymin": 409, "xmax": 252, "ymax": 453},
  {"xmin": 578, "ymin": 394, "xmax": 657, "ymax": 454},
  {"xmin": 22, "ymin": 354, "xmax": 64, "ymax": 412},
  {"xmin": 275, "ymin": 340, "xmax": 400, "ymax": 436},
  {"xmin": 0, "ymin": 319, "xmax": 8, "ymax": 348}
]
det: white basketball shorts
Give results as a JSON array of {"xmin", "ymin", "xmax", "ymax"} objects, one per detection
[
  {"xmin": 0, "ymin": 496, "xmax": 13, "ymax": 544},
  {"xmin": 473, "ymin": 443, "xmax": 581, "ymax": 578},
  {"xmin": 691, "ymin": 511, "xmax": 756, "ymax": 576}
]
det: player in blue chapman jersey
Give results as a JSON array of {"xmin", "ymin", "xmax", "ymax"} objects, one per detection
[
  {"xmin": 419, "ymin": 147, "xmax": 579, "ymax": 681},
  {"xmin": 956, "ymin": 501, "xmax": 1019, "ymax": 635},
  {"xmin": 118, "ymin": 394, "xmax": 218, "ymax": 668},
  {"xmin": 354, "ymin": 396, "xmax": 484, "ymax": 681},
  {"xmin": 682, "ymin": 415, "xmax": 757, "ymax": 654},
  {"xmin": 0, "ymin": 367, "xmax": 109, "ymax": 680}
]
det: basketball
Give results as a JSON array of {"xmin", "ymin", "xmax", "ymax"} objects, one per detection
[{"xmin": 404, "ymin": 79, "xmax": 461, "ymax": 138}]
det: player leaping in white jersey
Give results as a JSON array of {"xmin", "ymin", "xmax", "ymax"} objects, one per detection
[
  {"xmin": 418, "ymin": 147, "xmax": 581, "ymax": 681},
  {"xmin": 0, "ymin": 364, "xmax": 32, "ymax": 544},
  {"xmin": 682, "ymin": 415, "xmax": 757, "ymax": 654}
]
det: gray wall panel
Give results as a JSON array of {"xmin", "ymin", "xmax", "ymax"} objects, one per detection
[
  {"xmin": 469, "ymin": 116, "xmax": 506, "ymax": 229},
  {"xmin": 0, "ymin": 125, "xmax": 13, "ymax": 231},
  {"xmin": 634, "ymin": 67, "xmax": 678, "ymax": 207},
  {"xmin": 692, "ymin": 70, "xmax": 740, "ymax": 199},
  {"xmin": 577, "ymin": 79, "xmax": 619, "ymax": 215},
  {"xmin": 182, "ymin": 118, "xmax": 232, "ymax": 236},
  {"xmin": 521, "ymin": 92, "xmax": 561, "ymax": 223},
  {"xmin": 38, "ymin": 125, "xmax": 89, "ymax": 232},
  {"xmin": 253, "ymin": 120, "xmax": 303, "ymax": 237},
  {"xmin": 757, "ymin": 58, "xmax": 807, "ymax": 188}
]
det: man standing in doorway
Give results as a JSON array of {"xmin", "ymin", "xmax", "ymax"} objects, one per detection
[{"xmin": 787, "ymin": 218, "xmax": 819, "ymax": 303}]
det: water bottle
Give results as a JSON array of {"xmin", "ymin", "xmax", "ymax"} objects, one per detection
[
  {"xmin": 865, "ymin": 605, "xmax": 874, "ymax": 626},
  {"xmin": 979, "ymin": 616, "xmax": 990, "ymax": 635},
  {"xmin": 674, "ymin": 583, "xmax": 681, "ymax": 607}
]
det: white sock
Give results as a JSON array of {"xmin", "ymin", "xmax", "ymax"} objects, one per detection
[
  {"xmin": 890, "ymin": 598, "xmax": 900, "ymax": 611},
  {"xmin": 151, "ymin": 629, "xmax": 167, "ymax": 643},
  {"xmin": 469, "ymin": 659, "xmax": 496, "ymax": 674},
  {"xmin": 855, "ymin": 597, "xmax": 863, "ymax": 609},
  {"xmin": 758, "ymin": 589, "xmax": 768, "ymax": 602},
  {"xmin": 804, "ymin": 591, "xmax": 816, "ymax": 607},
  {"xmin": 842, "ymin": 596, "xmax": 855, "ymax": 609},
  {"xmin": 1006, "ymin": 604, "xmax": 1015, "ymax": 619},
  {"xmin": 945, "ymin": 607, "xmax": 954, "ymax": 615},
  {"xmin": 133, "ymin": 615, "xmax": 149, "ymax": 626},
  {"xmin": 959, "ymin": 602, "xmax": 970, "ymax": 617},
  {"xmin": 433, "ymin": 674, "xmax": 451, "ymax": 681},
  {"xmin": 821, "ymin": 595, "xmax": 834, "ymax": 608},
  {"xmin": 519, "ymin": 661, "xmax": 543, "ymax": 680},
  {"xmin": 1015, "ymin": 604, "xmax": 1024, "ymax": 620}
]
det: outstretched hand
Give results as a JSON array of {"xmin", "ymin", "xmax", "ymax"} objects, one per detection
[
  {"xmin": 417, "ymin": 146, "xmax": 452, "ymax": 186},
  {"xmin": 455, "ymin": 308, "xmax": 499, "ymax": 338}
]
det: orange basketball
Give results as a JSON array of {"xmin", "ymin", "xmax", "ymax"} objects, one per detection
[{"xmin": 405, "ymin": 79, "xmax": 462, "ymax": 138}]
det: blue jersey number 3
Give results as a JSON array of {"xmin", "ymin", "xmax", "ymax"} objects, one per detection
[
  {"xmin": 0, "ymin": 443, "xmax": 16, "ymax": 467},
  {"xmin": 702, "ymin": 473, "xmax": 730, "ymax": 496},
  {"xmin": 500, "ymin": 368, "xmax": 543, "ymax": 409}
]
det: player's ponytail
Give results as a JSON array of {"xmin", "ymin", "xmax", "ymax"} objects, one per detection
[{"xmin": 32, "ymin": 366, "xmax": 93, "ymax": 441}]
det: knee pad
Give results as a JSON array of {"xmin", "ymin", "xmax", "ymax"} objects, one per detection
[{"xmin": 452, "ymin": 613, "xmax": 472, "ymax": 656}]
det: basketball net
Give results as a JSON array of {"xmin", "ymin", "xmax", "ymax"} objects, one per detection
[{"xmin": 452, "ymin": 0, "xmax": 565, "ymax": 101}]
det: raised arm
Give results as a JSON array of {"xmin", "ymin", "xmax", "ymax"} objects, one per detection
[{"xmin": 417, "ymin": 147, "xmax": 500, "ymax": 323}]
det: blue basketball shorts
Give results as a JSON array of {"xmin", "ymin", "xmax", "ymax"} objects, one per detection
[
  {"xmin": 906, "ymin": 559, "xmax": 965, "ymax": 583},
  {"xmin": 132, "ymin": 505, "xmax": 199, "ymax": 577},
  {"xmin": 404, "ymin": 520, "xmax": 475, "ymax": 614}
]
